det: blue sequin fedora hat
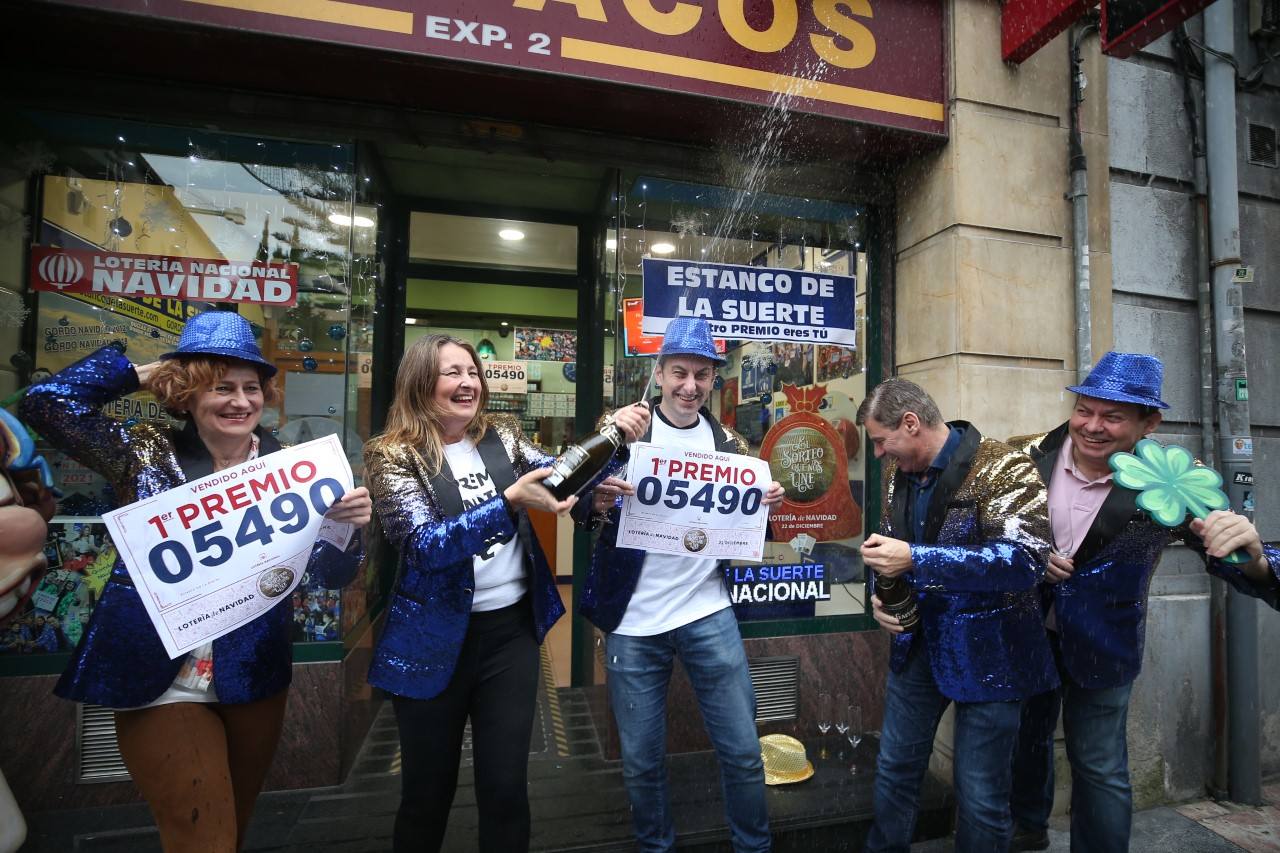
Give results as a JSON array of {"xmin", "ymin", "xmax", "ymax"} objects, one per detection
[
  {"xmin": 1066, "ymin": 351, "xmax": 1169, "ymax": 409},
  {"xmin": 658, "ymin": 317, "xmax": 726, "ymax": 365},
  {"xmin": 160, "ymin": 310, "xmax": 278, "ymax": 378}
]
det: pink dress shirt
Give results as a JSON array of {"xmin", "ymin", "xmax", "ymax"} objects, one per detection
[{"xmin": 1044, "ymin": 437, "xmax": 1114, "ymax": 630}]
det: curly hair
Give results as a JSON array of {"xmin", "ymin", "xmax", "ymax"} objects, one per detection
[{"xmin": 148, "ymin": 356, "xmax": 281, "ymax": 418}]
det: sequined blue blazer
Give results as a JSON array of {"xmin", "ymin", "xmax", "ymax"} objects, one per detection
[
  {"xmin": 365, "ymin": 417, "xmax": 568, "ymax": 700},
  {"xmin": 1011, "ymin": 424, "xmax": 1280, "ymax": 690},
  {"xmin": 580, "ymin": 406, "xmax": 747, "ymax": 634},
  {"xmin": 879, "ymin": 422, "xmax": 1058, "ymax": 704},
  {"xmin": 19, "ymin": 343, "xmax": 363, "ymax": 708}
]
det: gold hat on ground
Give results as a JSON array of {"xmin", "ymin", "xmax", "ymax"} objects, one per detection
[{"xmin": 760, "ymin": 733, "xmax": 814, "ymax": 785}]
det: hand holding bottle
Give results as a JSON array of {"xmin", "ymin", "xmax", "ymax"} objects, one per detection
[
  {"xmin": 541, "ymin": 402, "xmax": 649, "ymax": 500},
  {"xmin": 860, "ymin": 533, "xmax": 913, "ymax": 576},
  {"xmin": 506, "ymin": 468, "xmax": 579, "ymax": 515},
  {"xmin": 611, "ymin": 402, "xmax": 651, "ymax": 444},
  {"xmin": 870, "ymin": 594, "xmax": 907, "ymax": 635}
]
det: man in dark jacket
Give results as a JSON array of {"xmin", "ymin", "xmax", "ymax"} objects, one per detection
[{"xmin": 1007, "ymin": 352, "xmax": 1279, "ymax": 852}]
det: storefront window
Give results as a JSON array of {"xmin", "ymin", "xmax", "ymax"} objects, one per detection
[
  {"xmin": 608, "ymin": 173, "xmax": 871, "ymax": 631},
  {"xmin": 1, "ymin": 112, "xmax": 379, "ymax": 656},
  {"xmin": 405, "ymin": 210, "xmax": 582, "ymax": 454}
]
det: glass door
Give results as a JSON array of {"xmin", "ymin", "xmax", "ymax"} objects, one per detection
[{"xmin": 605, "ymin": 171, "xmax": 873, "ymax": 637}]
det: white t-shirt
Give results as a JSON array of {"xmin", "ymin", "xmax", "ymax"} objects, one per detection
[
  {"xmin": 613, "ymin": 410, "xmax": 730, "ymax": 636},
  {"xmin": 443, "ymin": 439, "xmax": 528, "ymax": 612}
]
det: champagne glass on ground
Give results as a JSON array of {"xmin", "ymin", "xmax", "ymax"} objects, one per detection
[
  {"xmin": 834, "ymin": 693, "xmax": 851, "ymax": 760},
  {"xmin": 817, "ymin": 691, "xmax": 833, "ymax": 759},
  {"xmin": 846, "ymin": 704, "xmax": 863, "ymax": 774}
]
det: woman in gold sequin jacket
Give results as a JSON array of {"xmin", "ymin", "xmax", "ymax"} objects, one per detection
[{"xmin": 20, "ymin": 311, "xmax": 371, "ymax": 853}]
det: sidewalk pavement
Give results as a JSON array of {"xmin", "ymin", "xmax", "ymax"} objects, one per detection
[{"xmin": 911, "ymin": 782, "xmax": 1280, "ymax": 853}]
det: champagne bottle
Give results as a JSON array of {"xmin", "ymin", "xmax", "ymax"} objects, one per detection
[
  {"xmin": 542, "ymin": 422, "xmax": 623, "ymax": 500},
  {"xmin": 874, "ymin": 573, "xmax": 919, "ymax": 632}
]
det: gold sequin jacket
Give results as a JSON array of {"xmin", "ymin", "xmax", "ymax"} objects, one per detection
[
  {"xmin": 19, "ymin": 343, "xmax": 362, "ymax": 707},
  {"xmin": 878, "ymin": 421, "xmax": 1057, "ymax": 703},
  {"xmin": 365, "ymin": 415, "xmax": 565, "ymax": 700},
  {"xmin": 1009, "ymin": 423, "xmax": 1280, "ymax": 688}
]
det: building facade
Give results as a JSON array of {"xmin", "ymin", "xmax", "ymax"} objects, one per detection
[{"xmin": 0, "ymin": 0, "xmax": 1274, "ymax": 823}]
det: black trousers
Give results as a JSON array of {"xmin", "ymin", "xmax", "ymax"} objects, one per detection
[{"xmin": 391, "ymin": 597, "xmax": 540, "ymax": 853}]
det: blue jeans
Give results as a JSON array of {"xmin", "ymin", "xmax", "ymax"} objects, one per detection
[
  {"xmin": 1011, "ymin": 632, "xmax": 1133, "ymax": 853},
  {"xmin": 605, "ymin": 607, "xmax": 770, "ymax": 853},
  {"xmin": 866, "ymin": 634, "xmax": 1022, "ymax": 853}
]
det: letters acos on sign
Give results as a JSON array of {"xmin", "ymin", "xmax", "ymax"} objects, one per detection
[{"xmin": 510, "ymin": 0, "xmax": 877, "ymax": 69}]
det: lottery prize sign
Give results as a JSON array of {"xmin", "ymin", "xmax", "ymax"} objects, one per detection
[
  {"xmin": 616, "ymin": 442, "xmax": 771, "ymax": 561},
  {"xmin": 104, "ymin": 436, "xmax": 354, "ymax": 658},
  {"xmin": 483, "ymin": 360, "xmax": 528, "ymax": 394}
]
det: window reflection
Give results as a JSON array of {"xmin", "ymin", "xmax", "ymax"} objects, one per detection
[{"xmin": 4, "ymin": 115, "xmax": 377, "ymax": 649}]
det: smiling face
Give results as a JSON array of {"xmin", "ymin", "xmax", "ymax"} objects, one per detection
[
  {"xmin": 1068, "ymin": 395, "xmax": 1161, "ymax": 477},
  {"xmin": 655, "ymin": 355, "xmax": 715, "ymax": 426},
  {"xmin": 863, "ymin": 413, "xmax": 935, "ymax": 473},
  {"xmin": 189, "ymin": 364, "xmax": 265, "ymax": 444},
  {"xmin": 433, "ymin": 343, "xmax": 483, "ymax": 441}
]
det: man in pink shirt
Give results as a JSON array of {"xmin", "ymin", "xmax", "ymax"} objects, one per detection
[{"xmin": 1005, "ymin": 352, "xmax": 1278, "ymax": 852}]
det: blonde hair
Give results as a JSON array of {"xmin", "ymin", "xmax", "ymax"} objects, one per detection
[
  {"xmin": 149, "ymin": 356, "xmax": 280, "ymax": 418},
  {"xmin": 365, "ymin": 335, "xmax": 489, "ymax": 476}
]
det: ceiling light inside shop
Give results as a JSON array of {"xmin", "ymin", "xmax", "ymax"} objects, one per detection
[
  {"xmin": 606, "ymin": 238, "xmax": 617, "ymax": 250},
  {"xmin": 328, "ymin": 213, "xmax": 375, "ymax": 228},
  {"xmin": 651, "ymin": 242, "xmax": 676, "ymax": 255},
  {"xmin": 499, "ymin": 229, "xmax": 525, "ymax": 241}
]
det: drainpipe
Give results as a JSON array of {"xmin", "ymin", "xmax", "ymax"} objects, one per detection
[
  {"xmin": 1069, "ymin": 21, "xmax": 1097, "ymax": 381},
  {"xmin": 1177, "ymin": 23, "xmax": 1228, "ymax": 799},
  {"xmin": 1204, "ymin": 0, "xmax": 1261, "ymax": 806}
]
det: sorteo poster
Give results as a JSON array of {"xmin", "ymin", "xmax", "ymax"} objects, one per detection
[
  {"xmin": 760, "ymin": 385, "xmax": 862, "ymax": 543},
  {"xmin": 514, "ymin": 327, "xmax": 576, "ymax": 362}
]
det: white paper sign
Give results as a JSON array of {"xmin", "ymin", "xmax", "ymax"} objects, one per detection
[
  {"xmin": 483, "ymin": 360, "xmax": 528, "ymax": 394},
  {"xmin": 616, "ymin": 442, "xmax": 771, "ymax": 561},
  {"xmin": 355, "ymin": 352, "xmax": 373, "ymax": 389},
  {"xmin": 103, "ymin": 435, "xmax": 355, "ymax": 658}
]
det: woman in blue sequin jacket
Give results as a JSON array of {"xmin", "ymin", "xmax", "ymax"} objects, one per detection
[
  {"xmin": 19, "ymin": 312, "xmax": 371, "ymax": 853},
  {"xmin": 364, "ymin": 333, "xmax": 645, "ymax": 853}
]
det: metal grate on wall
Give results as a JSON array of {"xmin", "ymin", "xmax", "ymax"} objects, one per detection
[
  {"xmin": 1248, "ymin": 122, "xmax": 1278, "ymax": 169},
  {"xmin": 77, "ymin": 704, "xmax": 131, "ymax": 783},
  {"xmin": 748, "ymin": 655, "xmax": 800, "ymax": 723}
]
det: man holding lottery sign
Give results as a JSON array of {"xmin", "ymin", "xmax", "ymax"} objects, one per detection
[{"xmin": 579, "ymin": 317, "xmax": 784, "ymax": 853}]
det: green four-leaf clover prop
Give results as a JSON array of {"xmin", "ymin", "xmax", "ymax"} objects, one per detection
[{"xmin": 1109, "ymin": 439, "xmax": 1248, "ymax": 564}]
